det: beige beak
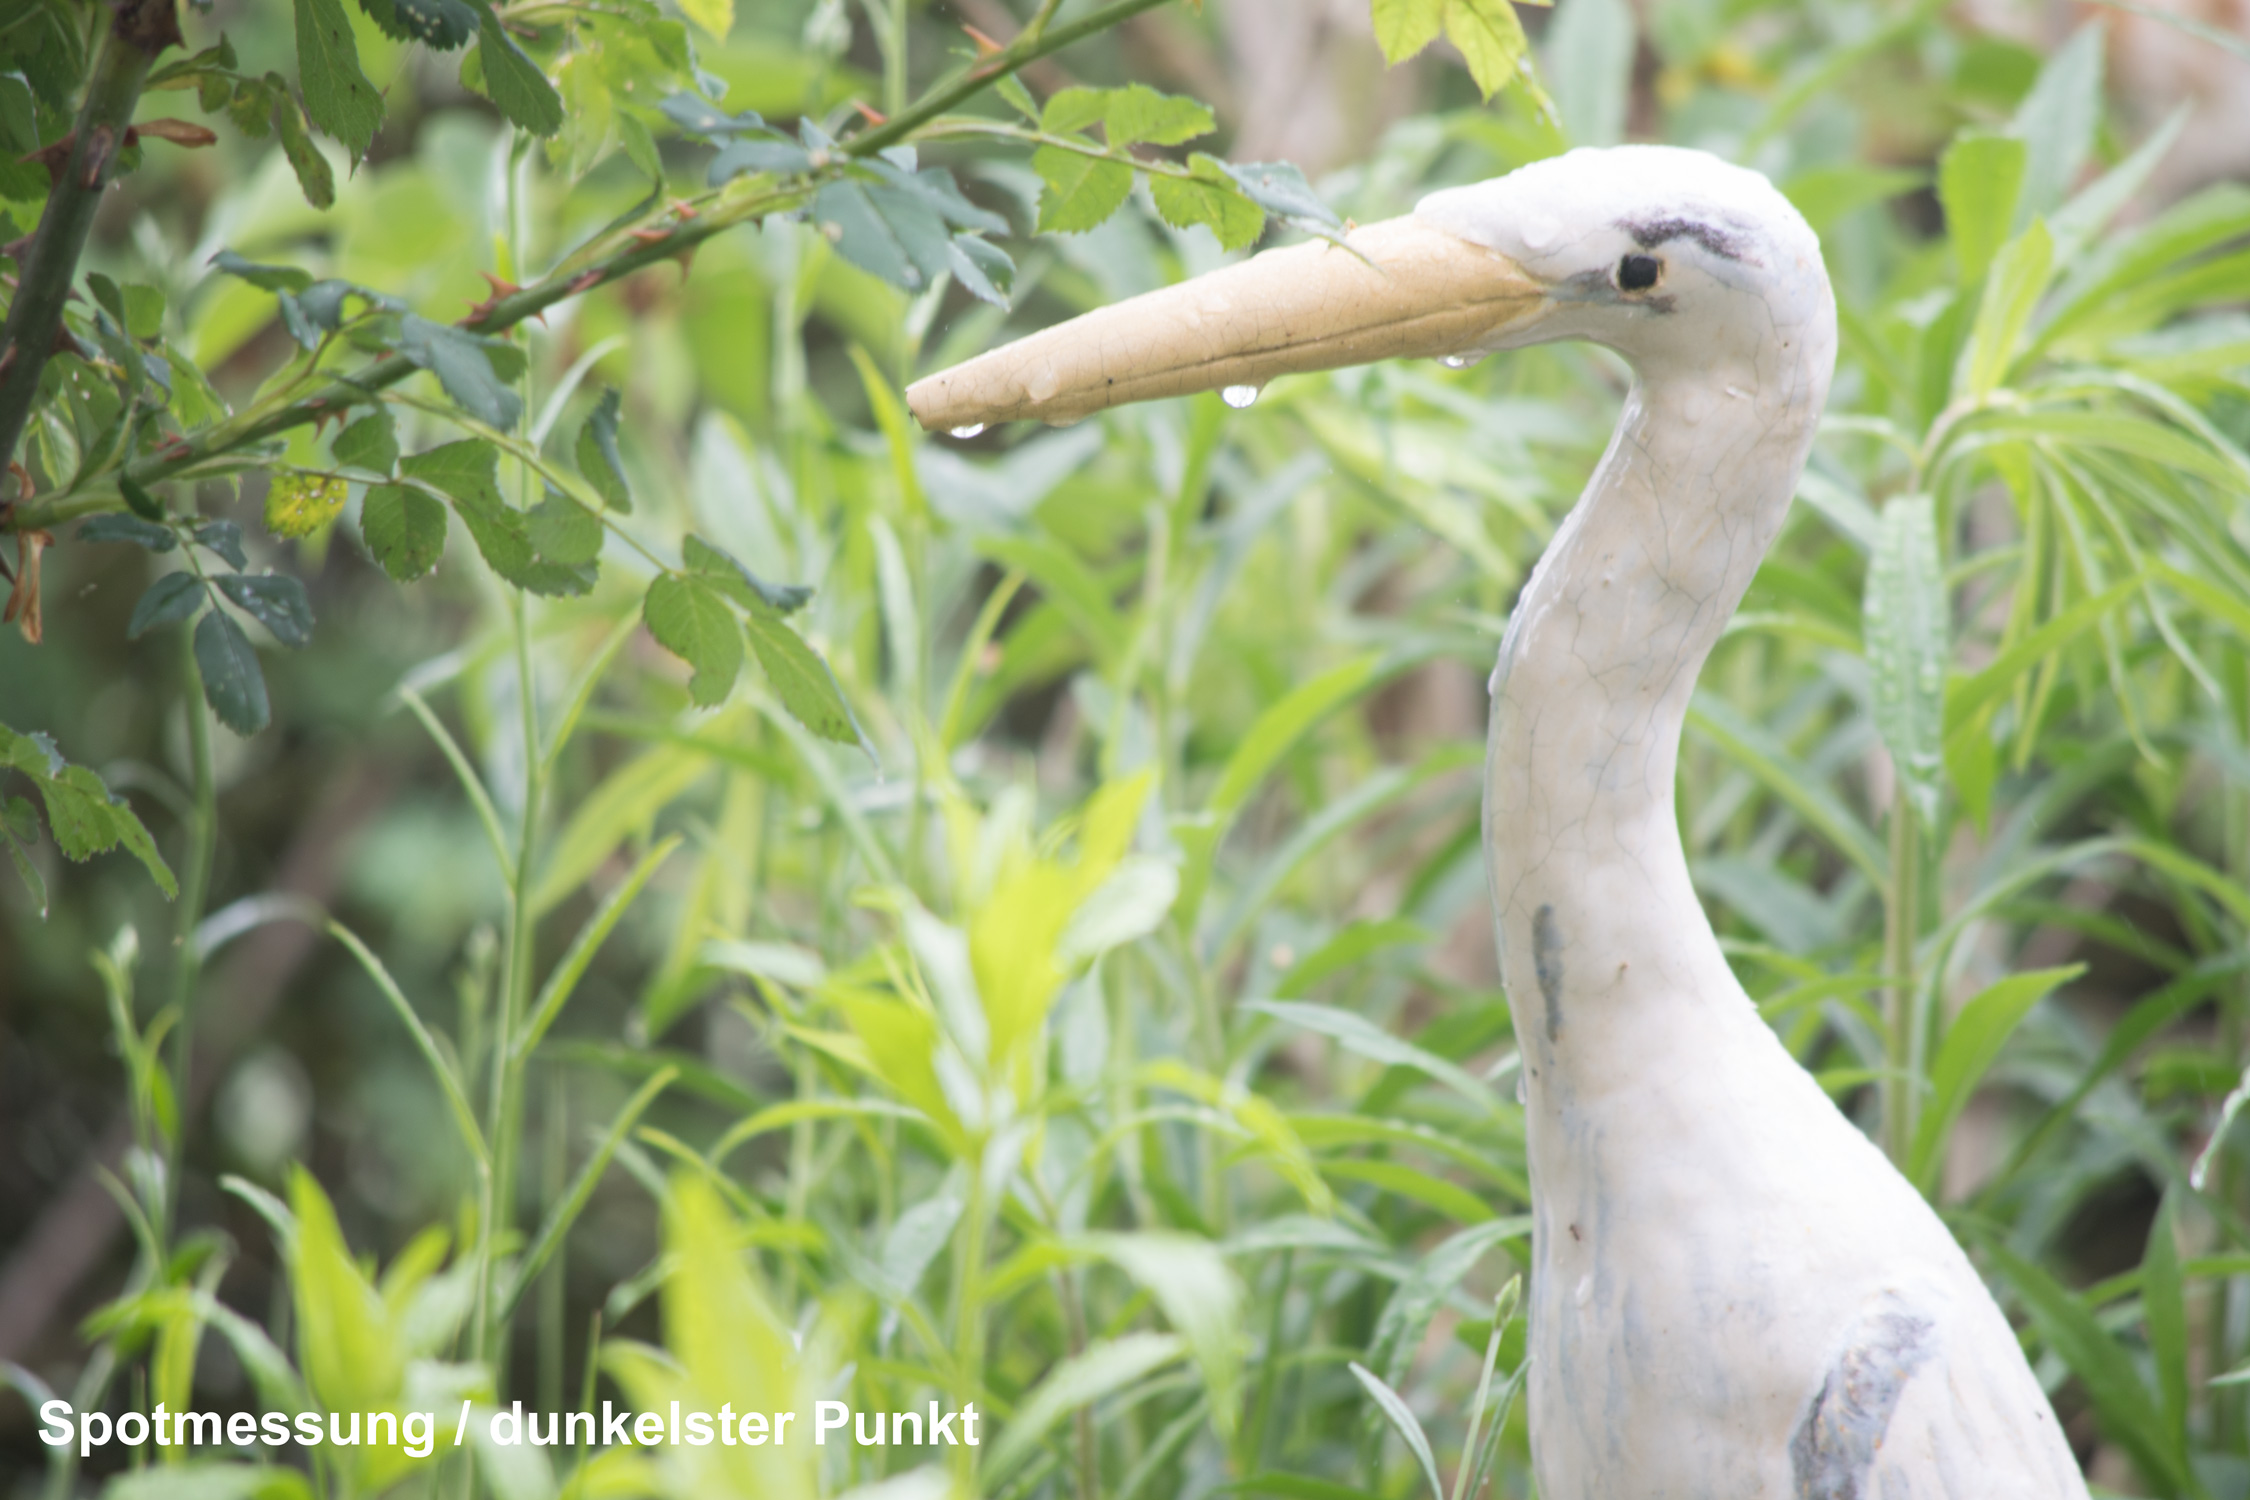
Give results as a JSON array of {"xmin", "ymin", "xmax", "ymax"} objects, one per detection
[{"xmin": 904, "ymin": 217, "xmax": 1544, "ymax": 432}]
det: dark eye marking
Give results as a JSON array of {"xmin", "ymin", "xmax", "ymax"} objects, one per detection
[
  {"xmin": 1617, "ymin": 253, "xmax": 1661, "ymax": 291},
  {"xmin": 1618, "ymin": 215, "xmax": 1756, "ymax": 265}
]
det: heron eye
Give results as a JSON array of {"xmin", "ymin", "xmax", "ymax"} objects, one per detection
[{"xmin": 1617, "ymin": 254, "xmax": 1661, "ymax": 291}]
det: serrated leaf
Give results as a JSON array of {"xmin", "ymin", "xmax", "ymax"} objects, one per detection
[
  {"xmin": 195, "ymin": 520, "xmax": 248, "ymax": 569},
  {"xmin": 996, "ymin": 74, "xmax": 1039, "ymax": 123},
  {"xmin": 1033, "ymin": 147, "xmax": 1132, "ymax": 234},
  {"xmin": 1938, "ymin": 133, "xmax": 2026, "ymax": 283},
  {"xmin": 474, "ymin": 8, "xmax": 562, "ymax": 136},
  {"xmin": 1373, "ymin": 0, "xmax": 1445, "ymax": 62},
  {"xmin": 1219, "ymin": 160, "xmax": 1342, "ymax": 230},
  {"xmin": 195, "ymin": 610, "xmax": 271, "ymax": 735},
  {"xmin": 1102, "ymin": 83, "xmax": 1212, "ymax": 147},
  {"xmin": 812, "ymin": 178, "xmax": 950, "ymax": 291},
  {"xmin": 527, "ymin": 494, "xmax": 602, "ymax": 566},
  {"xmin": 79, "ymin": 515, "xmax": 177, "ymax": 551},
  {"xmin": 214, "ymin": 574, "xmax": 315, "ymax": 648},
  {"xmin": 574, "ymin": 389, "xmax": 629, "ymax": 510},
  {"xmin": 1864, "ymin": 494, "xmax": 1947, "ymax": 823},
  {"xmin": 332, "ymin": 409, "xmax": 398, "ymax": 473},
  {"xmin": 644, "ymin": 575, "xmax": 741, "ymax": 707},
  {"xmin": 128, "ymin": 574, "xmax": 207, "ymax": 639},
  {"xmin": 263, "ymin": 471, "xmax": 348, "ymax": 538},
  {"xmin": 119, "ymin": 283, "xmax": 166, "ymax": 341},
  {"xmin": 1445, "ymin": 0, "xmax": 1532, "ymax": 99},
  {"xmin": 0, "ymin": 722, "xmax": 176, "ymax": 898},
  {"xmin": 682, "ymin": 534, "xmax": 808, "ymax": 615},
  {"xmin": 399, "ymin": 440, "xmax": 585, "ymax": 594},
  {"xmin": 297, "ymin": 0, "xmax": 384, "ymax": 159},
  {"xmin": 361, "ymin": 485, "xmax": 446, "ymax": 581},
  {"xmin": 1039, "ymin": 87, "xmax": 1109, "ymax": 136},
  {"xmin": 1150, "ymin": 156, "xmax": 1264, "ymax": 251},
  {"xmin": 947, "ymin": 234, "xmax": 1013, "ymax": 308},
  {"xmin": 366, "ymin": 0, "xmax": 478, "ymax": 48},
  {"xmin": 398, "ymin": 315, "xmax": 523, "ymax": 429},
  {"xmin": 744, "ymin": 614, "xmax": 861, "ymax": 747},
  {"xmin": 270, "ymin": 86, "xmax": 335, "ymax": 209}
]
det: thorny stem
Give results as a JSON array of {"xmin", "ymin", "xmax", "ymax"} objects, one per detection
[
  {"xmin": 0, "ymin": 0, "xmax": 180, "ymax": 476},
  {"xmin": 5, "ymin": 0, "xmax": 1181, "ymax": 536}
]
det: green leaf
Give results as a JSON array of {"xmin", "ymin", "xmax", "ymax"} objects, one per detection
[
  {"xmin": 813, "ymin": 178, "xmax": 952, "ymax": 291},
  {"xmin": 332, "ymin": 408, "xmax": 398, "ymax": 473},
  {"xmin": 676, "ymin": 0, "xmax": 730, "ymax": 40},
  {"xmin": 574, "ymin": 388, "xmax": 629, "ymax": 510},
  {"xmin": 1033, "ymin": 147, "xmax": 1132, "ymax": 234},
  {"xmin": 1218, "ymin": 160, "xmax": 1342, "ymax": 230},
  {"xmin": 1444, "ymin": 0, "xmax": 1532, "ymax": 99},
  {"xmin": 195, "ymin": 610, "xmax": 271, "ymax": 735},
  {"xmin": 1906, "ymin": 965, "xmax": 2080, "ymax": 1192},
  {"xmin": 1938, "ymin": 133, "xmax": 2026, "ymax": 283},
  {"xmin": 2144, "ymin": 1192, "xmax": 2189, "ymax": 1462},
  {"xmin": 1372, "ymin": 0, "xmax": 1445, "ymax": 62},
  {"xmin": 103, "ymin": 1463, "xmax": 313, "ymax": 1500},
  {"xmin": 214, "ymin": 574, "xmax": 316, "ymax": 648},
  {"xmin": 288, "ymin": 1167, "xmax": 403, "ymax": 1415},
  {"xmin": 128, "ymin": 573, "xmax": 207, "ymax": 639},
  {"xmin": 645, "ymin": 575, "xmax": 741, "ymax": 707},
  {"xmin": 403, "ymin": 441, "xmax": 590, "ymax": 595},
  {"xmin": 1366, "ymin": 1218, "xmax": 1530, "ymax": 1387},
  {"xmin": 79, "ymin": 515, "xmax": 176, "ymax": 551},
  {"xmin": 1984, "ymin": 1240, "xmax": 2192, "ymax": 1496},
  {"xmin": 2007, "ymin": 20, "xmax": 2102, "ymax": 226},
  {"xmin": 296, "ymin": 0, "xmax": 384, "ymax": 160},
  {"xmin": 263, "ymin": 471, "xmax": 348, "ymax": 538},
  {"xmin": 1244, "ymin": 1000, "xmax": 1496, "ymax": 1111},
  {"xmin": 360, "ymin": 485, "xmax": 446, "ymax": 581},
  {"xmin": 211, "ymin": 248, "xmax": 313, "ymax": 293},
  {"xmin": 1150, "ymin": 156, "xmax": 1265, "ymax": 251},
  {"xmin": 195, "ymin": 520, "xmax": 248, "ymax": 569},
  {"xmin": 527, "ymin": 493, "xmax": 601, "ymax": 566},
  {"xmin": 1863, "ymin": 494, "xmax": 1947, "ymax": 823},
  {"xmin": 682, "ymin": 534, "xmax": 810, "ymax": 615},
  {"xmin": 986, "ymin": 1333, "xmax": 1186, "ymax": 1483},
  {"xmin": 269, "ymin": 85, "xmax": 335, "ymax": 210},
  {"xmin": 366, "ymin": 0, "xmax": 479, "ymax": 48},
  {"xmin": 0, "ymin": 722, "xmax": 176, "ymax": 898},
  {"xmin": 119, "ymin": 474, "xmax": 167, "ymax": 522},
  {"xmin": 745, "ymin": 614, "xmax": 863, "ymax": 747},
  {"xmin": 1040, "ymin": 87, "xmax": 1110, "ymax": 136},
  {"xmin": 473, "ymin": 8, "xmax": 563, "ymax": 136},
  {"xmin": 1102, "ymin": 83, "xmax": 1213, "ymax": 147},
  {"xmin": 1546, "ymin": 0, "xmax": 1633, "ymax": 147},
  {"xmin": 1958, "ymin": 218, "xmax": 2051, "ymax": 401},
  {"xmin": 397, "ymin": 315, "xmax": 523, "ymax": 429},
  {"xmin": 1348, "ymin": 1362, "xmax": 1444, "ymax": 1500},
  {"xmin": 1079, "ymin": 1232, "xmax": 1243, "ymax": 1435}
]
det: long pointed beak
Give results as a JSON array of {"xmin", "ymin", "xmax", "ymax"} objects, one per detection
[{"xmin": 904, "ymin": 218, "xmax": 1544, "ymax": 432}]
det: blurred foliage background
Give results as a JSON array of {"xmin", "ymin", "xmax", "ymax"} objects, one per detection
[{"xmin": 2, "ymin": 0, "xmax": 2249, "ymax": 1496}]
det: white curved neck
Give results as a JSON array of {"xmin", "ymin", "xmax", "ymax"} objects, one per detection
[{"xmin": 1484, "ymin": 353, "xmax": 1825, "ymax": 1087}]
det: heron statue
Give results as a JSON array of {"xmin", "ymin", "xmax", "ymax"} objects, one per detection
[{"xmin": 905, "ymin": 146, "xmax": 2086, "ymax": 1497}]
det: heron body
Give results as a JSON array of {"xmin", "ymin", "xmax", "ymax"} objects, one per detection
[{"xmin": 907, "ymin": 145, "xmax": 2088, "ymax": 1498}]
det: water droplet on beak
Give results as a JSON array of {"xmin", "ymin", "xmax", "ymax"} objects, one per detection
[
  {"xmin": 949, "ymin": 423, "xmax": 986, "ymax": 439},
  {"xmin": 1221, "ymin": 384, "xmax": 1260, "ymax": 409}
]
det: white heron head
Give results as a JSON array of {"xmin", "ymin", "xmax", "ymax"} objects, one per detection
[
  {"xmin": 905, "ymin": 143, "xmax": 1833, "ymax": 432},
  {"xmin": 1413, "ymin": 145, "xmax": 1833, "ymax": 376}
]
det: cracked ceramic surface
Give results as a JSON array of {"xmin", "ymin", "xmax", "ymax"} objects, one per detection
[{"xmin": 908, "ymin": 144, "xmax": 2088, "ymax": 1499}]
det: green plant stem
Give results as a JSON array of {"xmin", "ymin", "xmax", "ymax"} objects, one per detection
[
  {"xmin": 1881, "ymin": 798, "xmax": 1921, "ymax": 1164},
  {"xmin": 0, "ymin": 0, "xmax": 178, "ymax": 474},
  {"xmin": 160, "ymin": 622, "xmax": 217, "ymax": 1242},
  {"xmin": 480, "ymin": 593, "xmax": 545, "ymax": 1381}
]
